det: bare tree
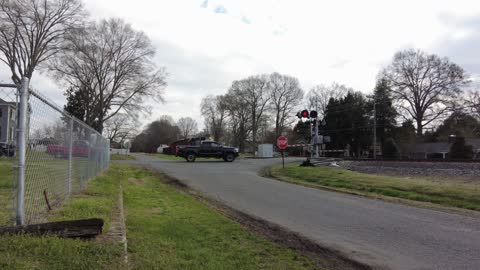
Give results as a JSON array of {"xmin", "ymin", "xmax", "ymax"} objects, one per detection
[
  {"xmin": 104, "ymin": 113, "xmax": 140, "ymax": 146},
  {"xmin": 223, "ymin": 91, "xmax": 251, "ymax": 152},
  {"xmin": 177, "ymin": 117, "xmax": 198, "ymax": 139},
  {"xmin": 230, "ymin": 75, "xmax": 270, "ymax": 146},
  {"xmin": 201, "ymin": 95, "xmax": 227, "ymax": 142},
  {"xmin": 269, "ymin": 72, "xmax": 304, "ymax": 138},
  {"xmin": 50, "ymin": 18, "xmax": 167, "ymax": 133},
  {"xmin": 465, "ymin": 90, "xmax": 480, "ymax": 119},
  {"xmin": 131, "ymin": 117, "xmax": 180, "ymax": 153},
  {"xmin": 306, "ymin": 82, "xmax": 349, "ymax": 118},
  {"xmin": 0, "ymin": 0, "xmax": 84, "ymax": 84},
  {"xmin": 382, "ymin": 49, "xmax": 469, "ymax": 135}
]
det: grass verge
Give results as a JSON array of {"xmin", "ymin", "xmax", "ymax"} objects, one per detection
[
  {"xmin": 121, "ymin": 164, "xmax": 318, "ymax": 269},
  {"xmin": 1, "ymin": 163, "xmax": 322, "ymax": 269},
  {"xmin": 148, "ymin": 153, "xmax": 184, "ymax": 160},
  {"xmin": 110, "ymin": 154, "xmax": 136, "ymax": 161},
  {"xmin": 265, "ymin": 164, "xmax": 480, "ymax": 211},
  {"xmin": 148, "ymin": 153, "xmax": 212, "ymax": 161},
  {"xmin": 0, "ymin": 164, "xmax": 124, "ymax": 270},
  {"xmin": 0, "ymin": 157, "xmax": 13, "ymax": 226}
]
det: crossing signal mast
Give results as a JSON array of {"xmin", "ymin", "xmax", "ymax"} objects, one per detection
[{"xmin": 296, "ymin": 110, "xmax": 326, "ymax": 158}]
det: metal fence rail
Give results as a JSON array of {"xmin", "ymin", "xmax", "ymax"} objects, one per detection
[{"xmin": 0, "ymin": 78, "xmax": 110, "ymax": 226}]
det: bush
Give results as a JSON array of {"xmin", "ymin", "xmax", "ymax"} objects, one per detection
[
  {"xmin": 383, "ymin": 138, "xmax": 400, "ymax": 159},
  {"xmin": 449, "ymin": 137, "xmax": 474, "ymax": 160}
]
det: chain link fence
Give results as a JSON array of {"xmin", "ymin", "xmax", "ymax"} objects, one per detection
[
  {"xmin": 0, "ymin": 79, "xmax": 110, "ymax": 226},
  {"xmin": 0, "ymin": 84, "xmax": 18, "ymax": 227}
]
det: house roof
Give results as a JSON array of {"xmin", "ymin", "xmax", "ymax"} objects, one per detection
[
  {"xmin": 409, "ymin": 139, "xmax": 480, "ymax": 153},
  {"xmin": 0, "ymin": 98, "xmax": 16, "ymax": 107},
  {"xmin": 469, "ymin": 139, "xmax": 480, "ymax": 150},
  {"xmin": 408, "ymin": 142, "xmax": 451, "ymax": 153}
]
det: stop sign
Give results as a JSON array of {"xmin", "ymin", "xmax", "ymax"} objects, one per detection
[{"xmin": 277, "ymin": 136, "xmax": 288, "ymax": 150}]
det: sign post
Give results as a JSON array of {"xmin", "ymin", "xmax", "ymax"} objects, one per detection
[{"xmin": 277, "ymin": 136, "xmax": 288, "ymax": 169}]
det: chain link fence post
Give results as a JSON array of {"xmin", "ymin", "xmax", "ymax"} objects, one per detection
[
  {"xmin": 67, "ymin": 116, "xmax": 73, "ymax": 196},
  {"xmin": 16, "ymin": 78, "xmax": 29, "ymax": 226}
]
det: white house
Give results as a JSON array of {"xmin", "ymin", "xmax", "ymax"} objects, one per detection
[{"xmin": 0, "ymin": 98, "xmax": 16, "ymax": 147}]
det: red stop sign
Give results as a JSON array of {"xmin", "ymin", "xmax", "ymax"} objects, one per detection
[{"xmin": 277, "ymin": 136, "xmax": 288, "ymax": 150}]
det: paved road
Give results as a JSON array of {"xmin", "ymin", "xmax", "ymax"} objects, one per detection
[{"xmin": 131, "ymin": 155, "xmax": 480, "ymax": 270}]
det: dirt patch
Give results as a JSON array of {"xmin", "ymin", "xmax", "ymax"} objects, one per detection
[
  {"xmin": 128, "ymin": 177, "xmax": 145, "ymax": 186},
  {"xmin": 149, "ymin": 208, "xmax": 163, "ymax": 215},
  {"xmin": 145, "ymin": 166, "xmax": 377, "ymax": 270}
]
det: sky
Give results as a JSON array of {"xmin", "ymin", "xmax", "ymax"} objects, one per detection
[{"xmin": 1, "ymin": 0, "xmax": 480, "ymax": 130}]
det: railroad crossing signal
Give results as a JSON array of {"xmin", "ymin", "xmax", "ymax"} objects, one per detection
[
  {"xmin": 297, "ymin": 110, "xmax": 318, "ymax": 119},
  {"xmin": 296, "ymin": 110, "xmax": 310, "ymax": 119}
]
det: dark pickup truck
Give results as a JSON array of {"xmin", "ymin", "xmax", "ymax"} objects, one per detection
[{"xmin": 176, "ymin": 141, "xmax": 239, "ymax": 162}]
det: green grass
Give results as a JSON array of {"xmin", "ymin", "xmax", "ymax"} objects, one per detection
[
  {"xmin": 110, "ymin": 154, "xmax": 136, "ymax": 161},
  {"xmin": 266, "ymin": 164, "xmax": 480, "ymax": 211},
  {"xmin": 121, "ymin": 164, "xmax": 317, "ymax": 269},
  {"xmin": 0, "ymin": 157, "xmax": 13, "ymax": 226},
  {"xmin": 0, "ymin": 164, "xmax": 124, "ymax": 270},
  {"xmin": 0, "ymin": 235, "xmax": 122, "ymax": 270},
  {"xmin": 148, "ymin": 153, "xmax": 184, "ymax": 160},
  {"xmin": 149, "ymin": 153, "xmax": 210, "ymax": 161},
  {"xmin": 1, "ymin": 164, "xmax": 319, "ymax": 269},
  {"xmin": 48, "ymin": 167, "xmax": 121, "ymax": 233},
  {"xmin": 0, "ymin": 150, "xmax": 108, "ymax": 225}
]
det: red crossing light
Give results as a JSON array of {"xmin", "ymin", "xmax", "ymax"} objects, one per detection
[{"xmin": 301, "ymin": 110, "xmax": 309, "ymax": 118}]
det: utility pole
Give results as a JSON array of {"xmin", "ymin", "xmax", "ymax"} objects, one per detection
[
  {"xmin": 373, "ymin": 98, "xmax": 377, "ymax": 159},
  {"xmin": 312, "ymin": 119, "xmax": 320, "ymax": 158}
]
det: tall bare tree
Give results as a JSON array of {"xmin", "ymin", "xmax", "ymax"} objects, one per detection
[
  {"xmin": 306, "ymin": 82, "xmax": 349, "ymax": 118},
  {"xmin": 50, "ymin": 18, "xmax": 167, "ymax": 133},
  {"xmin": 465, "ymin": 90, "xmax": 480, "ymax": 119},
  {"xmin": 130, "ymin": 116, "xmax": 180, "ymax": 153},
  {"xmin": 230, "ymin": 75, "xmax": 270, "ymax": 146},
  {"xmin": 103, "ymin": 113, "xmax": 140, "ymax": 146},
  {"xmin": 177, "ymin": 117, "xmax": 198, "ymax": 139},
  {"xmin": 0, "ymin": 0, "xmax": 84, "ymax": 84},
  {"xmin": 382, "ymin": 49, "xmax": 469, "ymax": 135},
  {"xmin": 223, "ymin": 91, "xmax": 251, "ymax": 152},
  {"xmin": 201, "ymin": 95, "xmax": 227, "ymax": 142},
  {"xmin": 269, "ymin": 72, "xmax": 304, "ymax": 138}
]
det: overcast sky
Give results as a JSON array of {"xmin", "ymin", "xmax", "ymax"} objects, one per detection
[{"xmin": 1, "ymin": 0, "xmax": 480, "ymax": 130}]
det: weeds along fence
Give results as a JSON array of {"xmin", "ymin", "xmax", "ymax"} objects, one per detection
[{"xmin": 0, "ymin": 78, "xmax": 110, "ymax": 226}]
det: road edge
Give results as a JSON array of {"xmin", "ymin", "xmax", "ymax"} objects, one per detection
[{"xmin": 142, "ymin": 164, "xmax": 379, "ymax": 270}]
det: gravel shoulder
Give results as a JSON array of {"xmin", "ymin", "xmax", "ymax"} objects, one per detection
[{"xmin": 341, "ymin": 160, "xmax": 480, "ymax": 179}]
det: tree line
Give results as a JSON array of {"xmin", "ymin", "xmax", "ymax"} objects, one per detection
[
  {"xmin": 6, "ymin": 1, "xmax": 476, "ymax": 156},
  {"xmin": 198, "ymin": 49, "xmax": 480, "ymax": 157},
  {"xmin": 201, "ymin": 72, "xmax": 304, "ymax": 152},
  {"xmin": 130, "ymin": 116, "xmax": 198, "ymax": 153},
  {"xmin": 0, "ymin": 0, "xmax": 167, "ymax": 143}
]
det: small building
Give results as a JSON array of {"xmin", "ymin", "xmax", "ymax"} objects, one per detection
[
  {"xmin": 156, "ymin": 144, "xmax": 169, "ymax": 153},
  {"xmin": 257, "ymin": 144, "xmax": 274, "ymax": 158},
  {"xmin": 0, "ymin": 98, "xmax": 17, "ymax": 147},
  {"xmin": 408, "ymin": 139, "xmax": 480, "ymax": 159}
]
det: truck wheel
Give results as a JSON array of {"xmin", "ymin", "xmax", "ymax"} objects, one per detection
[
  {"xmin": 186, "ymin": 153, "xmax": 196, "ymax": 162},
  {"xmin": 224, "ymin": 153, "xmax": 235, "ymax": 162},
  {"xmin": 55, "ymin": 151, "xmax": 63, "ymax": 159}
]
